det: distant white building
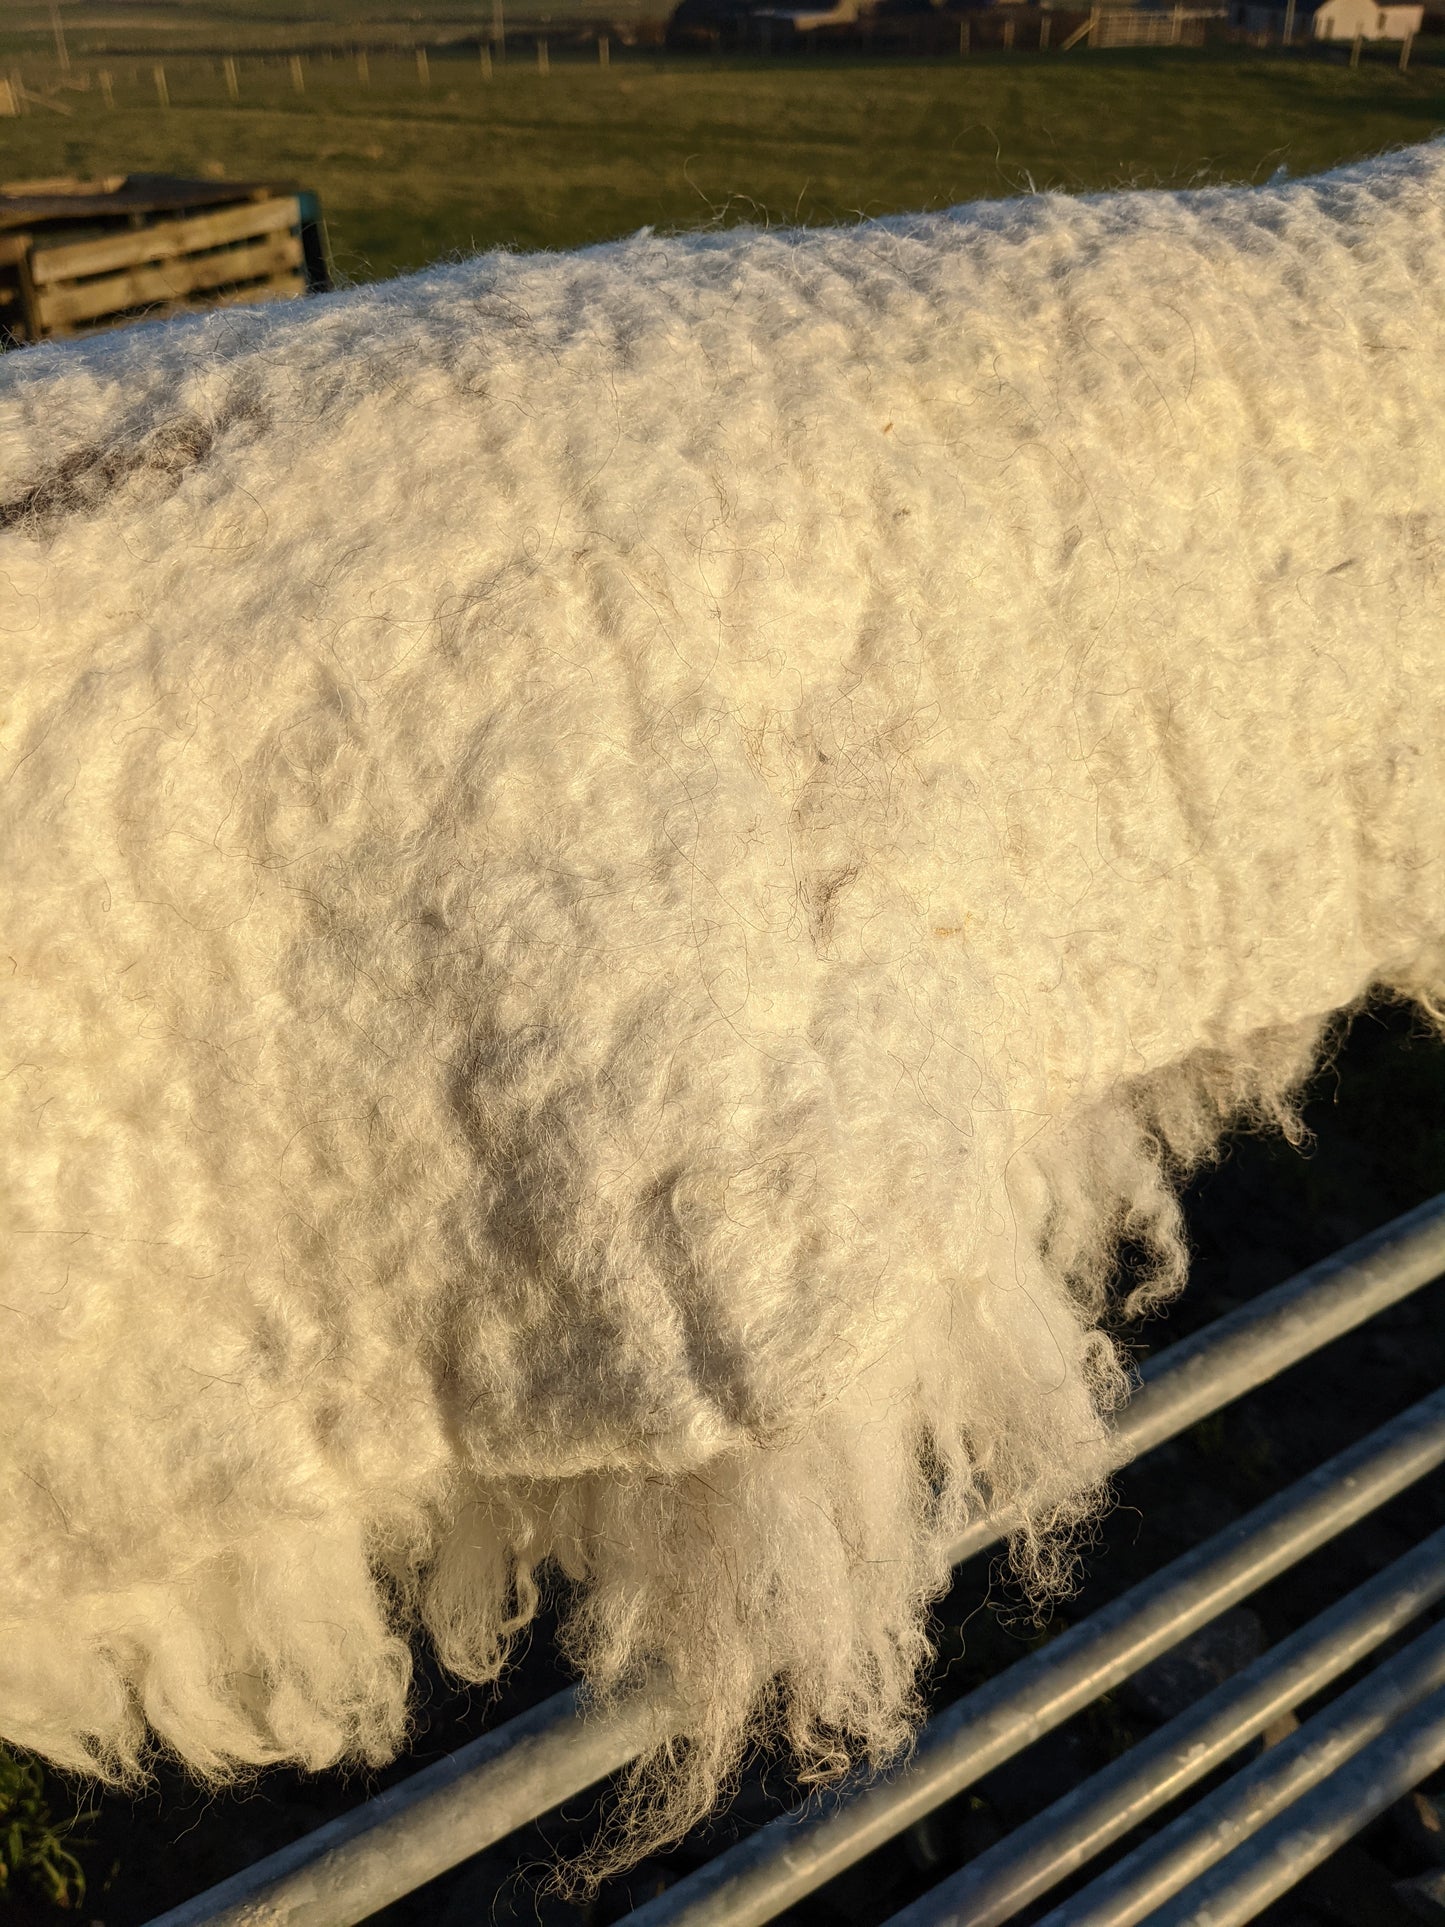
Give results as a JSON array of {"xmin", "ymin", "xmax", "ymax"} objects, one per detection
[
  {"xmin": 752, "ymin": 0, "xmax": 859, "ymax": 22},
  {"xmin": 1231, "ymin": 0, "xmax": 1421, "ymax": 32},
  {"xmin": 1310, "ymin": 0, "xmax": 1421, "ymax": 33}
]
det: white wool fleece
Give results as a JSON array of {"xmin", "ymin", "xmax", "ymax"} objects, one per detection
[{"xmin": 2, "ymin": 141, "xmax": 1444, "ymax": 1857}]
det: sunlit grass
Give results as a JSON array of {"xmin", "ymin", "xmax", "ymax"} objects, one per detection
[{"xmin": 2, "ymin": 46, "xmax": 1442, "ymax": 280}]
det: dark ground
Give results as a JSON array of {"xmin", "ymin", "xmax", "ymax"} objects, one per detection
[{"xmin": 8, "ymin": 996, "xmax": 1445, "ymax": 1927}]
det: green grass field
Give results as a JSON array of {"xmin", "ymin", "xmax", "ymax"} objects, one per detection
[
  {"xmin": 2, "ymin": 45, "xmax": 1443, "ymax": 281},
  {"xmin": 0, "ymin": 0, "xmax": 656, "ymax": 57}
]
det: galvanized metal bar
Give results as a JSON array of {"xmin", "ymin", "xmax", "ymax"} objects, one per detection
[
  {"xmin": 1141, "ymin": 1679, "xmax": 1445, "ymax": 1927},
  {"xmin": 884, "ymin": 1522, "xmax": 1445, "ymax": 1927},
  {"xmin": 948, "ymin": 1189, "xmax": 1445, "ymax": 1564},
  {"xmin": 149, "ymin": 1193, "xmax": 1445, "ymax": 1927},
  {"xmin": 619, "ymin": 1387, "xmax": 1445, "ymax": 1927},
  {"xmin": 1037, "ymin": 1614, "xmax": 1445, "ymax": 1927},
  {"xmin": 144, "ymin": 1681, "xmax": 675, "ymax": 1927}
]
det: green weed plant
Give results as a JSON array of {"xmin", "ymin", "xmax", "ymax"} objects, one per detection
[{"xmin": 0, "ymin": 1747, "xmax": 86, "ymax": 1909}]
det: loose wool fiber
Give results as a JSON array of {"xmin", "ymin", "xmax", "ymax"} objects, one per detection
[{"xmin": 3, "ymin": 142, "xmax": 1444, "ymax": 1857}]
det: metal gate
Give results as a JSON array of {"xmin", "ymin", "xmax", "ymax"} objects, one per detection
[{"xmin": 149, "ymin": 1195, "xmax": 1445, "ymax": 1927}]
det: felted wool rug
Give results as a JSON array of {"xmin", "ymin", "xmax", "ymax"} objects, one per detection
[{"xmin": 3, "ymin": 139, "xmax": 1444, "ymax": 1857}]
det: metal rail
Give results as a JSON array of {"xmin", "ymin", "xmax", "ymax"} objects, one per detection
[
  {"xmin": 1035, "ymin": 1614, "xmax": 1445, "ymax": 1926},
  {"xmin": 883, "ymin": 1523, "xmax": 1445, "ymax": 1927},
  {"xmin": 1142, "ymin": 1681, "xmax": 1445, "ymax": 1927},
  {"xmin": 146, "ymin": 1682, "xmax": 674, "ymax": 1927},
  {"xmin": 148, "ymin": 1192, "xmax": 1445, "ymax": 1927},
  {"xmin": 945, "ymin": 1189, "xmax": 1445, "ymax": 1565},
  {"xmin": 619, "ymin": 1388, "xmax": 1445, "ymax": 1926}
]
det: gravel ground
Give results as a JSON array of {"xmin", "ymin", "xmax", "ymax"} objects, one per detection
[{"xmin": 14, "ymin": 997, "xmax": 1445, "ymax": 1927}]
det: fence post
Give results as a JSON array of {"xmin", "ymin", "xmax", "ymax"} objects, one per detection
[
  {"xmin": 290, "ymin": 52, "xmax": 305, "ymax": 91},
  {"xmin": 480, "ymin": 42, "xmax": 492, "ymax": 76},
  {"xmin": 1002, "ymin": 13, "xmax": 1014, "ymax": 46},
  {"xmin": 153, "ymin": 62, "xmax": 169, "ymax": 106},
  {"xmin": 1040, "ymin": 11, "xmax": 1051, "ymax": 46},
  {"xmin": 959, "ymin": 15, "xmax": 970, "ymax": 50},
  {"xmin": 49, "ymin": 1, "xmax": 70, "ymax": 74},
  {"xmin": 1089, "ymin": 5, "xmax": 1099, "ymax": 41},
  {"xmin": 1350, "ymin": 27, "xmax": 1362, "ymax": 61},
  {"xmin": 98, "ymin": 66, "xmax": 113, "ymax": 106},
  {"xmin": 599, "ymin": 32, "xmax": 610, "ymax": 65},
  {"xmin": 356, "ymin": 47, "xmax": 369, "ymax": 82},
  {"xmin": 416, "ymin": 45, "xmax": 430, "ymax": 81},
  {"xmin": 1399, "ymin": 26, "xmax": 1412, "ymax": 66},
  {"xmin": 224, "ymin": 54, "xmax": 238, "ymax": 98},
  {"xmin": 537, "ymin": 34, "xmax": 550, "ymax": 72}
]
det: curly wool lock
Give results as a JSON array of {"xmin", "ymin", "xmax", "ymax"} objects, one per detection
[{"xmin": 2, "ymin": 141, "xmax": 1444, "ymax": 1860}]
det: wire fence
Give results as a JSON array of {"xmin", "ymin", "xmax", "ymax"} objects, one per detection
[{"xmin": 1, "ymin": 8, "xmax": 1435, "ymax": 115}]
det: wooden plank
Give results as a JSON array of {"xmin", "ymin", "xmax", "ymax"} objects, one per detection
[
  {"xmin": 48, "ymin": 269, "xmax": 308, "ymax": 340},
  {"xmin": 16, "ymin": 87, "xmax": 75, "ymax": 116},
  {"xmin": 206, "ymin": 270, "xmax": 307, "ymax": 309},
  {"xmin": 31, "ymin": 194, "xmax": 300, "ymax": 287},
  {"xmin": 35, "ymin": 232, "xmax": 303, "ymax": 330},
  {"xmin": 1, "ymin": 173, "xmax": 126, "ymax": 195},
  {"xmin": 1, "ymin": 176, "xmax": 295, "ymax": 229}
]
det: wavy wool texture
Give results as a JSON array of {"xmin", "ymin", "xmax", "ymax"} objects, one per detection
[{"xmin": 2, "ymin": 142, "xmax": 1444, "ymax": 1854}]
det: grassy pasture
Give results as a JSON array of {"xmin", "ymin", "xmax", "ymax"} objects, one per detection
[
  {"xmin": 0, "ymin": 0, "xmax": 650, "ymax": 57},
  {"xmin": 1, "ymin": 46, "xmax": 1442, "ymax": 282}
]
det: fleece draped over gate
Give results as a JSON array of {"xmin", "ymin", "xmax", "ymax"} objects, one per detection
[{"xmin": 2, "ymin": 140, "xmax": 1443, "ymax": 1861}]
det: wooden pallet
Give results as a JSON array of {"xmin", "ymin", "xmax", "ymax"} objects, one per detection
[{"xmin": 0, "ymin": 174, "xmax": 329, "ymax": 347}]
